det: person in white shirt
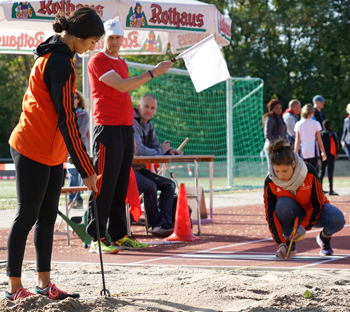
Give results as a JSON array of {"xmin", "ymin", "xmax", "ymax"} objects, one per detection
[{"xmin": 294, "ymin": 104, "xmax": 326, "ymax": 170}]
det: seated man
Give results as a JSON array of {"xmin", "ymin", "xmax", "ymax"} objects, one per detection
[{"xmin": 133, "ymin": 94, "xmax": 183, "ymax": 236}]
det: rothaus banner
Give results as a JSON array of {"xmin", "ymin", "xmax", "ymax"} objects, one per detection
[
  {"xmin": 96, "ymin": 29, "xmax": 169, "ymax": 55},
  {"xmin": 118, "ymin": 1, "xmax": 231, "ymax": 44},
  {"xmin": 0, "ymin": 29, "xmax": 52, "ymax": 54},
  {"xmin": 0, "ymin": 0, "xmax": 116, "ymax": 21},
  {"xmin": 0, "ymin": 28, "xmax": 169, "ymax": 54},
  {"xmin": 0, "ymin": 0, "xmax": 231, "ymax": 54},
  {"xmin": 170, "ymin": 13, "xmax": 231, "ymax": 54}
]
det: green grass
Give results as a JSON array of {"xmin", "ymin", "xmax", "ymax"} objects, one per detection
[{"xmin": 0, "ymin": 180, "xmax": 89, "ymax": 210}]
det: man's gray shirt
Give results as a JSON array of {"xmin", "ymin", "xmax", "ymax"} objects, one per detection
[{"xmin": 133, "ymin": 108, "xmax": 165, "ymax": 170}]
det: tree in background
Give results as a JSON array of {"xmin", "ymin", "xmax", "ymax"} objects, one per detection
[
  {"xmin": 2, "ymin": 0, "xmax": 350, "ymax": 155},
  {"xmin": 0, "ymin": 54, "xmax": 83, "ymax": 158},
  {"xmin": 0, "ymin": 55, "xmax": 34, "ymax": 158},
  {"xmin": 221, "ymin": 0, "xmax": 350, "ymax": 135}
]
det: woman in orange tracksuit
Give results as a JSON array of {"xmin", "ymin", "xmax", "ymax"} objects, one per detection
[
  {"xmin": 264, "ymin": 140, "xmax": 345, "ymax": 260},
  {"xmin": 6, "ymin": 8, "xmax": 104, "ymax": 301}
]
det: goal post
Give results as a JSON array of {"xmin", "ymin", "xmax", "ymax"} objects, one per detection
[{"xmin": 127, "ymin": 61, "xmax": 265, "ymax": 190}]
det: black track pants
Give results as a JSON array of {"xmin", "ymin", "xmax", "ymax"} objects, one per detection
[{"xmin": 87, "ymin": 125, "xmax": 134, "ymax": 242}]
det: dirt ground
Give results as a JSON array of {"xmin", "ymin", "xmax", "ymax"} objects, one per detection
[{"xmin": 0, "ymin": 263, "xmax": 350, "ymax": 312}]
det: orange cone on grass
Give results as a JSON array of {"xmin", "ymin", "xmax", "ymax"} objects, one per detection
[{"xmin": 164, "ymin": 183, "xmax": 200, "ymax": 241}]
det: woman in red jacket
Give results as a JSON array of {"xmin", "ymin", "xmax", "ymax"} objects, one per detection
[
  {"xmin": 264, "ymin": 140, "xmax": 345, "ymax": 260},
  {"xmin": 6, "ymin": 8, "xmax": 104, "ymax": 301}
]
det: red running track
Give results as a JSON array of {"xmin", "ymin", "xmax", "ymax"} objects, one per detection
[{"xmin": 0, "ymin": 195, "xmax": 349, "ymax": 270}]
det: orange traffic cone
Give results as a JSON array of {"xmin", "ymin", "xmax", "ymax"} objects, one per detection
[{"xmin": 164, "ymin": 183, "xmax": 200, "ymax": 241}]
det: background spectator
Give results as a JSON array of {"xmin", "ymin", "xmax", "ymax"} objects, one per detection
[
  {"xmin": 283, "ymin": 99, "xmax": 301, "ymax": 148},
  {"xmin": 313, "ymin": 95, "xmax": 326, "ymax": 128},
  {"xmin": 341, "ymin": 103, "xmax": 350, "ymax": 164},
  {"xmin": 133, "ymin": 94, "xmax": 182, "ymax": 237},
  {"xmin": 294, "ymin": 104, "xmax": 326, "ymax": 169},
  {"xmin": 67, "ymin": 90, "xmax": 89, "ymax": 208},
  {"xmin": 320, "ymin": 120, "xmax": 339, "ymax": 196},
  {"xmin": 262, "ymin": 99, "xmax": 287, "ymax": 168}
]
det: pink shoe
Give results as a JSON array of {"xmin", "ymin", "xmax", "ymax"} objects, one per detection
[{"xmin": 5, "ymin": 287, "xmax": 35, "ymax": 301}]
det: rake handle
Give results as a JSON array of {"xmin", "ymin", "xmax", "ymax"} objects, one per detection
[{"xmin": 92, "ymin": 191, "xmax": 110, "ymax": 297}]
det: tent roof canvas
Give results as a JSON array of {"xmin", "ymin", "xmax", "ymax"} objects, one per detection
[{"xmin": 0, "ymin": 0, "xmax": 231, "ymax": 54}]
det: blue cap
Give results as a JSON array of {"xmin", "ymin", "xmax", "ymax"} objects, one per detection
[{"xmin": 313, "ymin": 95, "xmax": 326, "ymax": 102}]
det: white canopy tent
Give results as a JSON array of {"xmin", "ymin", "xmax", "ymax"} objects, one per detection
[
  {"xmin": 0, "ymin": 0, "xmax": 236, "ymax": 183},
  {"xmin": 0, "ymin": 0, "xmax": 231, "ymax": 55}
]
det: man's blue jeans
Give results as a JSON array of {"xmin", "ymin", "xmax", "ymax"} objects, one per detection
[
  {"xmin": 275, "ymin": 196, "xmax": 345, "ymax": 237},
  {"xmin": 67, "ymin": 168, "xmax": 83, "ymax": 201},
  {"xmin": 134, "ymin": 168, "xmax": 175, "ymax": 229}
]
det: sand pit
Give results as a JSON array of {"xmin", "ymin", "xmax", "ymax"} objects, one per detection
[{"xmin": 0, "ymin": 263, "xmax": 350, "ymax": 311}]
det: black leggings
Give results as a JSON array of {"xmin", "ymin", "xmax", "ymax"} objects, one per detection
[
  {"xmin": 7, "ymin": 147, "xmax": 63, "ymax": 277},
  {"xmin": 319, "ymin": 156, "xmax": 335, "ymax": 192}
]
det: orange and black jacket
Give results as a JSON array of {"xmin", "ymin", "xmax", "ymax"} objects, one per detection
[
  {"xmin": 9, "ymin": 36, "xmax": 94, "ymax": 179},
  {"xmin": 263, "ymin": 163, "xmax": 329, "ymax": 246}
]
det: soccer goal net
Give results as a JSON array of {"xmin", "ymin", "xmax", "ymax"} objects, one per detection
[{"xmin": 128, "ymin": 61, "xmax": 266, "ymax": 191}]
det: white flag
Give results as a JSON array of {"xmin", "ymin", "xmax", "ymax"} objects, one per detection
[{"xmin": 177, "ymin": 34, "xmax": 230, "ymax": 93}]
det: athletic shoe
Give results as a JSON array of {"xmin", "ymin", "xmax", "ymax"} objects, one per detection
[
  {"xmin": 5, "ymin": 287, "xmax": 35, "ymax": 301},
  {"xmin": 150, "ymin": 225, "xmax": 174, "ymax": 238},
  {"xmin": 89, "ymin": 237, "xmax": 119, "ymax": 254},
  {"xmin": 112, "ymin": 235, "xmax": 148, "ymax": 250},
  {"xmin": 35, "ymin": 282, "xmax": 80, "ymax": 300},
  {"xmin": 276, "ymin": 241, "xmax": 297, "ymax": 257},
  {"xmin": 328, "ymin": 190, "xmax": 339, "ymax": 196},
  {"xmin": 316, "ymin": 232, "xmax": 333, "ymax": 256}
]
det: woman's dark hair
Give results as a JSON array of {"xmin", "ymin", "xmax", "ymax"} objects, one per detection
[
  {"xmin": 75, "ymin": 90, "xmax": 86, "ymax": 109},
  {"xmin": 262, "ymin": 99, "xmax": 283, "ymax": 129},
  {"xmin": 53, "ymin": 8, "xmax": 105, "ymax": 39},
  {"xmin": 268, "ymin": 139, "xmax": 295, "ymax": 166}
]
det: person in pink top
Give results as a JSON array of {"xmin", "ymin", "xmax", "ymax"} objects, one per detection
[{"xmin": 87, "ymin": 19, "xmax": 173, "ymax": 254}]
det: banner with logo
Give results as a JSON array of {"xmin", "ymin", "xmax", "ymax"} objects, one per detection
[
  {"xmin": 118, "ymin": 1, "xmax": 231, "ymax": 53},
  {"xmin": 0, "ymin": 0, "xmax": 116, "ymax": 22},
  {"xmin": 0, "ymin": 28, "xmax": 52, "ymax": 54},
  {"xmin": 0, "ymin": 0, "xmax": 231, "ymax": 55},
  {"xmin": 0, "ymin": 28, "xmax": 170, "ymax": 55}
]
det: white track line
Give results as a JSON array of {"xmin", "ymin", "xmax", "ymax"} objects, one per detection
[
  {"xmin": 178, "ymin": 254, "xmax": 343, "ymax": 261},
  {"xmin": 130, "ymin": 238, "xmax": 272, "ymax": 264},
  {"xmin": 130, "ymin": 224, "xmax": 350, "ymax": 265},
  {"xmin": 298, "ymin": 255, "xmax": 350, "ymax": 268}
]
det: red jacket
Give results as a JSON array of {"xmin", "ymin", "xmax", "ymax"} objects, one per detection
[{"xmin": 264, "ymin": 163, "xmax": 329, "ymax": 246}]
